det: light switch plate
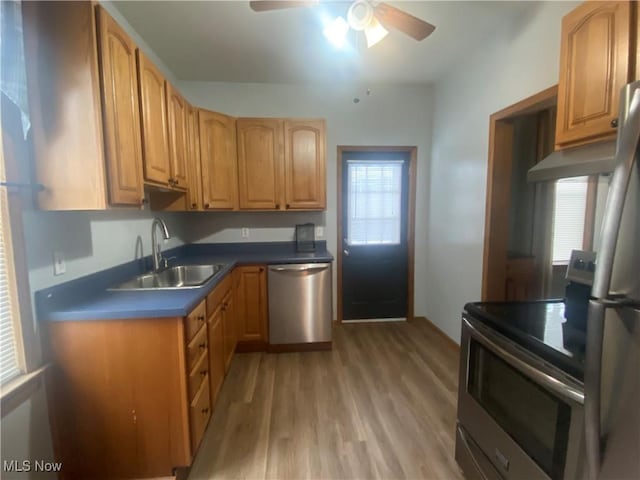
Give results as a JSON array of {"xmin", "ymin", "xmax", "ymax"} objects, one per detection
[
  {"xmin": 53, "ymin": 251, "xmax": 66, "ymax": 276},
  {"xmin": 241, "ymin": 227, "xmax": 250, "ymax": 239},
  {"xmin": 316, "ymin": 226, "xmax": 324, "ymax": 238}
]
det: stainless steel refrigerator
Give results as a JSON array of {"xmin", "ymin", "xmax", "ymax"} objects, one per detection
[{"xmin": 585, "ymin": 81, "xmax": 640, "ymax": 480}]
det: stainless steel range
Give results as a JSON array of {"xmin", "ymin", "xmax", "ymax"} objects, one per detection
[{"xmin": 456, "ymin": 80, "xmax": 640, "ymax": 480}]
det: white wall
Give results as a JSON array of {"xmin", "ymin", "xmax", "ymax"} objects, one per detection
[
  {"xmin": 425, "ymin": 1, "xmax": 580, "ymax": 342},
  {"xmin": 179, "ymin": 81, "xmax": 434, "ymax": 317}
]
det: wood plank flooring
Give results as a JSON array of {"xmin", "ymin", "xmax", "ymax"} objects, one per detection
[{"xmin": 188, "ymin": 318, "xmax": 463, "ymax": 480}]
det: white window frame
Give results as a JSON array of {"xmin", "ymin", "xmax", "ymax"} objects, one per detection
[
  {"xmin": 0, "ymin": 102, "xmax": 44, "ymax": 416},
  {"xmin": 551, "ymin": 176, "xmax": 597, "ymax": 265}
]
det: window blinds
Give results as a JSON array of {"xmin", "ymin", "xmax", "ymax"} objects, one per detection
[
  {"xmin": 552, "ymin": 176, "xmax": 588, "ymax": 264},
  {"xmin": 347, "ymin": 160, "xmax": 403, "ymax": 245}
]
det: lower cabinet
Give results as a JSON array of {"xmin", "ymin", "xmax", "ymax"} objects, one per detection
[
  {"xmin": 235, "ymin": 265, "xmax": 268, "ymax": 347},
  {"xmin": 45, "ymin": 308, "xmax": 208, "ymax": 479}
]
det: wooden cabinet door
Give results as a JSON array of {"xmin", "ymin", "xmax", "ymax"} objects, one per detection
[
  {"xmin": 235, "ymin": 266, "xmax": 268, "ymax": 343},
  {"xmin": 199, "ymin": 110, "xmax": 238, "ymax": 209},
  {"xmin": 283, "ymin": 119, "xmax": 326, "ymax": 210},
  {"xmin": 208, "ymin": 306, "xmax": 225, "ymax": 407},
  {"xmin": 186, "ymin": 105, "xmax": 203, "ymax": 210},
  {"xmin": 555, "ymin": 1, "xmax": 632, "ymax": 148},
  {"xmin": 96, "ymin": 7, "xmax": 144, "ymax": 207},
  {"xmin": 22, "ymin": 1, "xmax": 108, "ymax": 210},
  {"xmin": 236, "ymin": 118, "xmax": 284, "ymax": 210},
  {"xmin": 137, "ymin": 50, "xmax": 171, "ymax": 185},
  {"xmin": 222, "ymin": 288, "xmax": 236, "ymax": 372},
  {"xmin": 166, "ymin": 83, "xmax": 189, "ymax": 190}
]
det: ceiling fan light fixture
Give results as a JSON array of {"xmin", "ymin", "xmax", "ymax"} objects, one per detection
[
  {"xmin": 347, "ymin": 0, "xmax": 373, "ymax": 31},
  {"xmin": 323, "ymin": 16, "xmax": 349, "ymax": 48},
  {"xmin": 365, "ymin": 17, "xmax": 388, "ymax": 48}
]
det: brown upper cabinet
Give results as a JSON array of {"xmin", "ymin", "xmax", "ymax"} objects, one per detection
[
  {"xmin": 199, "ymin": 110, "xmax": 239, "ymax": 210},
  {"xmin": 236, "ymin": 118, "xmax": 326, "ymax": 211},
  {"xmin": 96, "ymin": 7, "xmax": 145, "ymax": 207},
  {"xmin": 237, "ymin": 118, "xmax": 284, "ymax": 210},
  {"xmin": 23, "ymin": 1, "xmax": 109, "ymax": 210},
  {"xmin": 137, "ymin": 50, "xmax": 172, "ymax": 187},
  {"xmin": 284, "ymin": 119, "xmax": 326, "ymax": 210},
  {"xmin": 166, "ymin": 84, "xmax": 189, "ymax": 190},
  {"xmin": 186, "ymin": 105, "xmax": 203, "ymax": 210},
  {"xmin": 555, "ymin": 1, "xmax": 636, "ymax": 149}
]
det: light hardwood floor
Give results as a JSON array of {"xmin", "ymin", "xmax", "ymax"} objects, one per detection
[{"xmin": 188, "ymin": 318, "xmax": 463, "ymax": 480}]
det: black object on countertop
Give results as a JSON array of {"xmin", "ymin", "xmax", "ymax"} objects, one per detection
[
  {"xmin": 295, "ymin": 223, "xmax": 316, "ymax": 252},
  {"xmin": 464, "ymin": 299, "xmax": 586, "ymax": 381}
]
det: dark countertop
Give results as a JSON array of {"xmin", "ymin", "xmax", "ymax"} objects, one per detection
[
  {"xmin": 464, "ymin": 299, "xmax": 586, "ymax": 381},
  {"xmin": 37, "ymin": 242, "xmax": 333, "ymax": 322}
]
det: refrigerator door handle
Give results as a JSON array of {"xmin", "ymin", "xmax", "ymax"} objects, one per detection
[
  {"xmin": 585, "ymin": 300, "xmax": 606, "ymax": 480},
  {"xmin": 592, "ymin": 81, "xmax": 640, "ymax": 298}
]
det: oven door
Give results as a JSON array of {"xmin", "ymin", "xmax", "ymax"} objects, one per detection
[{"xmin": 456, "ymin": 314, "xmax": 585, "ymax": 480}]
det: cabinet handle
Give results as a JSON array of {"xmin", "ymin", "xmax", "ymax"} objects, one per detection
[
  {"xmin": 199, "ymin": 342, "xmax": 206, "ymax": 350},
  {"xmin": 275, "ymin": 203, "xmax": 280, "ymax": 209},
  {"xmin": 191, "ymin": 203, "xmax": 197, "ymax": 209},
  {"xmin": 201, "ymin": 408, "xmax": 209, "ymax": 415},
  {"xmin": 611, "ymin": 119, "xmax": 619, "ymax": 128},
  {"xmin": 286, "ymin": 204, "xmax": 290, "ymax": 209},
  {"xmin": 204, "ymin": 203, "xmax": 210, "ymax": 209},
  {"xmin": 174, "ymin": 179, "xmax": 180, "ymax": 186},
  {"xmin": 197, "ymin": 315, "xmax": 205, "ymax": 322},
  {"xmin": 200, "ymin": 369, "xmax": 207, "ymax": 377},
  {"xmin": 140, "ymin": 198, "xmax": 148, "ymax": 206},
  {"xmin": 259, "ymin": 267, "xmax": 264, "ymax": 273}
]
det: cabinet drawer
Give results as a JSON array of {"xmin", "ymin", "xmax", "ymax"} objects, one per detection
[
  {"xmin": 206, "ymin": 273, "xmax": 232, "ymax": 317},
  {"xmin": 186, "ymin": 323, "xmax": 208, "ymax": 371},
  {"xmin": 188, "ymin": 348, "xmax": 209, "ymax": 400},
  {"xmin": 185, "ymin": 299, "xmax": 207, "ymax": 342},
  {"xmin": 189, "ymin": 376, "xmax": 211, "ymax": 452}
]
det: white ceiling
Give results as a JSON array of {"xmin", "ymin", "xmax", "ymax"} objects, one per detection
[{"xmin": 114, "ymin": 1, "xmax": 534, "ymax": 84}]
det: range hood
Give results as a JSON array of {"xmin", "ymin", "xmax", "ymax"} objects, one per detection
[{"xmin": 527, "ymin": 141, "xmax": 616, "ymax": 182}]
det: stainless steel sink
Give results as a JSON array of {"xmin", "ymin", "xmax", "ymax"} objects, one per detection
[{"xmin": 109, "ymin": 264, "xmax": 226, "ymax": 291}]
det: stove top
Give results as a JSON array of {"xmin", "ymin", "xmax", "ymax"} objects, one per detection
[{"xmin": 464, "ymin": 299, "xmax": 586, "ymax": 381}]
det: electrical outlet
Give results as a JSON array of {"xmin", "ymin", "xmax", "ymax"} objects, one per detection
[
  {"xmin": 53, "ymin": 251, "xmax": 66, "ymax": 276},
  {"xmin": 241, "ymin": 227, "xmax": 250, "ymax": 239},
  {"xmin": 316, "ymin": 226, "xmax": 324, "ymax": 238}
]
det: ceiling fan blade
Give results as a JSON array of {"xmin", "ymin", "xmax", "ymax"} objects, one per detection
[
  {"xmin": 249, "ymin": 1, "xmax": 319, "ymax": 12},
  {"xmin": 374, "ymin": 2, "xmax": 435, "ymax": 41}
]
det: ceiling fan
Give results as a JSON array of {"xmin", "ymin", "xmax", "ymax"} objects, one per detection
[{"xmin": 249, "ymin": 0, "xmax": 436, "ymax": 48}]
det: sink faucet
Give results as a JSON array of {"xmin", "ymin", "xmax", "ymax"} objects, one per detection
[{"xmin": 151, "ymin": 217, "xmax": 171, "ymax": 272}]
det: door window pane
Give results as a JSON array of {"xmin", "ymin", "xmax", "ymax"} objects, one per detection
[{"xmin": 347, "ymin": 161, "xmax": 402, "ymax": 245}]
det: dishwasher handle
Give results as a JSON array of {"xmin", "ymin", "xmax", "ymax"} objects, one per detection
[{"xmin": 269, "ymin": 264, "xmax": 330, "ymax": 273}]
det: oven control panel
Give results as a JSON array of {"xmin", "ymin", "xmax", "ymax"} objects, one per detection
[{"xmin": 566, "ymin": 250, "xmax": 596, "ymax": 285}]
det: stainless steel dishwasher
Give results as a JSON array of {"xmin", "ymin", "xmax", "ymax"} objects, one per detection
[{"xmin": 268, "ymin": 263, "xmax": 332, "ymax": 347}]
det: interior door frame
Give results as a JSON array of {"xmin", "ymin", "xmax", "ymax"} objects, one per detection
[
  {"xmin": 336, "ymin": 146, "xmax": 417, "ymax": 323},
  {"xmin": 482, "ymin": 86, "xmax": 558, "ymax": 300}
]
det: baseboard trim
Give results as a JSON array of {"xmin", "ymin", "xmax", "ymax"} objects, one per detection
[
  {"xmin": 267, "ymin": 342, "xmax": 332, "ymax": 353},
  {"xmin": 415, "ymin": 316, "xmax": 460, "ymax": 353}
]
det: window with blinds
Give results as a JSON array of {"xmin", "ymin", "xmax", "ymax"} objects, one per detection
[
  {"xmin": 0, "ymin": 155, "xmax": 23, "ymax": 385},
  {"xmin": 552, "ymin": 176, "xmax": 588, "ymax": 264},
  {"xmin": 347, "ymin": 160, "xmax": 403, "ymax": 245}
]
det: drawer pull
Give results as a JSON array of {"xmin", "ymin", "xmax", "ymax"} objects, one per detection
[
  {"xmin": 201, "ymin": 408, "xmax": 209, "ymax": 415},
  {"xmin": 197, "ymin": 315, "xmax": 205, "ymax": 322},
  {"xmin": 199, "ymin": 342, "xmax": 206, "ymax": 350},
  {"xmin": 200, "ymin": 369, "xmax": 208, "ymax": 377}
]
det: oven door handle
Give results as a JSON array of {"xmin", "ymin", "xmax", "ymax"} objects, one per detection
[{"xmin": 463, "ymin": 317, "xmax": 585, "ymax": 405}]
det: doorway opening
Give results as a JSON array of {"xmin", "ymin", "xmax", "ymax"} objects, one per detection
[
  {"xmin": 337, "ymin": 146, "xmax": 416, "ymax": 323},
  {"xmin": 482, "ymin": 86, "xmax": 602, "ymax": 301}
]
